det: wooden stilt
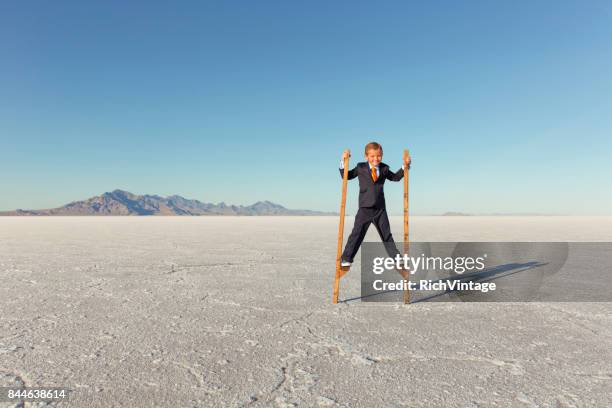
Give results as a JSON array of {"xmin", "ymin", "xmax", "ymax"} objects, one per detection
[
  {"xmin": 333, "ymin": 150, "xmax": 350, "ymax": 304},
  {"xmin": 402, "ymin": 149, "xmax": 410, "ymax": 304}
]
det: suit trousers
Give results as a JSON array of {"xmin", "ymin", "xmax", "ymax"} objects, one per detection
[{"xmin": 341, "ymin": 207, "xmax": 401, "ymax": 263}]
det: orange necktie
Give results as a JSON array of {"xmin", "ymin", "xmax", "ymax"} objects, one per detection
[{"xmin": 371, "ymin": 167, "xmax": 378, "ymax": 182}]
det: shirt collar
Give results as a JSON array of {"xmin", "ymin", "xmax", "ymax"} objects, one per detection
[{"xmin": 368, "ymin": 163, "xmax": 380, "ymax": 169}]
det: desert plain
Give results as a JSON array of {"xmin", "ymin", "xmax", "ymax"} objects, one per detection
[{"xmin": 0, "ymin": 216, "xmax": 611, "ymax": 407}]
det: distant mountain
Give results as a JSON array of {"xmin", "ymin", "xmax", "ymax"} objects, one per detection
[{"xmin": 0, "ymin": 190, "xmax": 336, "ymax": 216}]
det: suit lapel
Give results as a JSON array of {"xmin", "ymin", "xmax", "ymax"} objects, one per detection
[{"xmin": 377, "ymin": 165, "xmax": 384, "ymax": 183}]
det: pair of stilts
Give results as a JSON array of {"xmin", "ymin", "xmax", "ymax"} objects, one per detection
[{"xmin": 333, "ymin": 149, "xmax": 411, "ymax": 304}]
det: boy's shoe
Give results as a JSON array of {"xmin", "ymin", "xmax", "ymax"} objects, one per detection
[{"xmin": 340, "ymin": 259, "xmax": 352, "ymax": 267}]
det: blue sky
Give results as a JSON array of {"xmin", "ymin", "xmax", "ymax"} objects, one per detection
[{"xmin": 1, "ymin": 0, "xmax": 611, "ymax": 214}]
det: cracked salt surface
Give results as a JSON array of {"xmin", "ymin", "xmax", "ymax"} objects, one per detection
[{"xmin": 0, "ymin": 216, "xmax": 611, "ymax": 407}]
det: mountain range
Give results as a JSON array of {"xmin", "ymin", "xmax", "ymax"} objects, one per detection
[{"xmin": 0, "ymin": 190, "xmax": 335, "ymax": 216}]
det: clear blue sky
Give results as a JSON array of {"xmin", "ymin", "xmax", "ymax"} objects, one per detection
[{"xmin": 1, "ymin": 0, "xmax": 611, "ymax": 214}]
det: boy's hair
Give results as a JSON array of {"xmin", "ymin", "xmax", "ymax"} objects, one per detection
[{"xmin": 365, "ymin": 142, "xmax": 383, "ymax": 155}]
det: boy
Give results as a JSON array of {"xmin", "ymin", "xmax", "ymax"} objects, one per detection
[{"xmin": 339, "ymin": 142, "xmax": 411, "ymax": 267}]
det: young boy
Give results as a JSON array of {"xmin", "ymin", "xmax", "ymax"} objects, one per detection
[{"xmin": 339, "ymin": 142, "xmax": 411, "ymax": 267}]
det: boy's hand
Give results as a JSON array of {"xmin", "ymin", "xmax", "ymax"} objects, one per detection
[
  {"xmin": 404, "ymin": 152, "xmax": 411, "ymax": 167},
  {"xmin": 342, "ymin": 149, "xmax": 351, "ymax": 160}
]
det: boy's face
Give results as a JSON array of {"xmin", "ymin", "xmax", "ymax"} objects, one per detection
[{"xmin": 365, "ymin": 148, "xmax": 382, "ymax": 166}]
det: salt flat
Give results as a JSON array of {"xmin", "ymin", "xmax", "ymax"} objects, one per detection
[{"xmin": 0, "ymin": 216, "xmax": 611, "ymax": 407}]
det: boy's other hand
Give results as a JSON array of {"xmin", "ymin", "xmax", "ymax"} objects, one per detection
[{"xmin": 343, "ymin": 149, "xmax": 351, "ymax": 159}]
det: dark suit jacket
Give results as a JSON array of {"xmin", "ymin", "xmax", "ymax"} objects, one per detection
[{"xmin": 339, "ymin": 162, "xmax": 406, "ymax": 208}]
